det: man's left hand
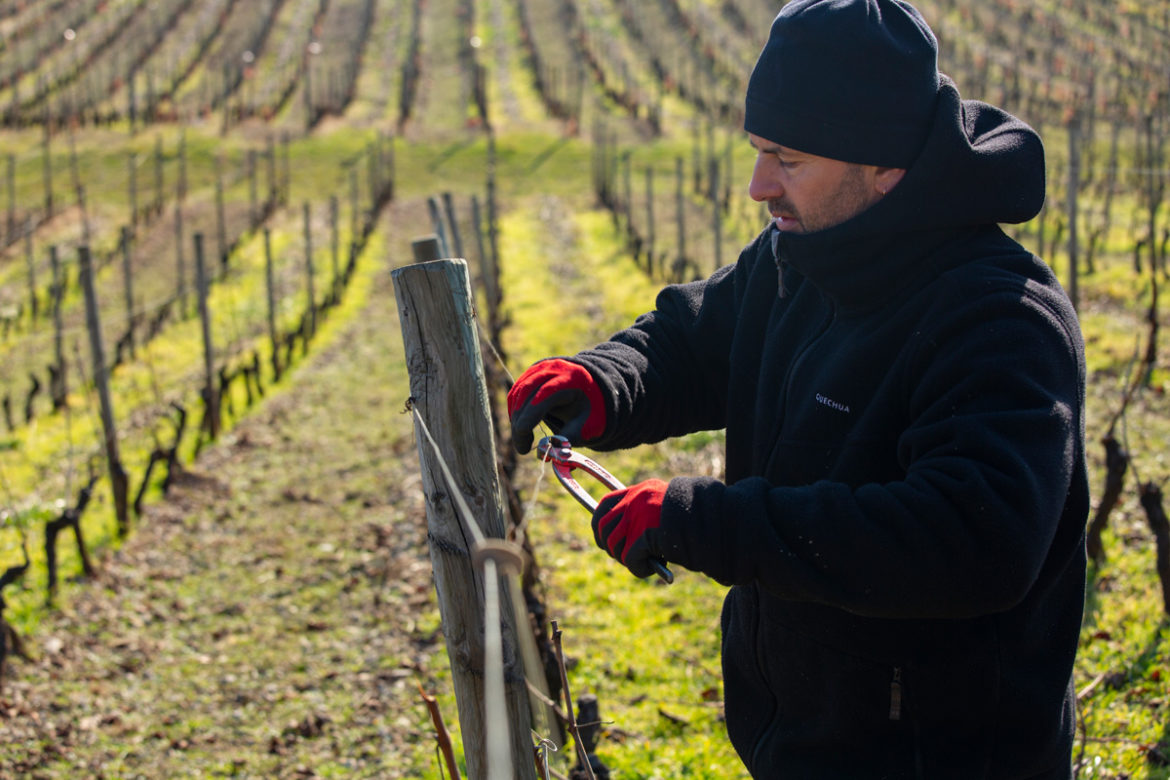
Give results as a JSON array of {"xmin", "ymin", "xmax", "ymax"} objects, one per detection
[{"xmin": 592, "ymin": 479, "xmax": 669, "ymax": 578}]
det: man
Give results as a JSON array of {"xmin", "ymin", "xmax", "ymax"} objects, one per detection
[{"xmin": 508, "ymin": 0, "xmax": 1088, "ymax": 776}]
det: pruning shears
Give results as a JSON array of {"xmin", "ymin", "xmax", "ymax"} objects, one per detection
[{"xmin": 536, "ymin": 435, "xmax": 674, "ymax": 584}]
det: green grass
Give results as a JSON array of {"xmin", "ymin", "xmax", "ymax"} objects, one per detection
[{"xmin": 494, "ymin": 196, "xmax": 739, "ymax": 777}]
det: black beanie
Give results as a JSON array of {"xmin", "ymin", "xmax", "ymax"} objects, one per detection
[{"xmin": 744, "ymin": 0, "xmax": 940, "ymax": 168}]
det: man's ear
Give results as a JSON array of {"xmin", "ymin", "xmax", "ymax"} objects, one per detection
[{"xmin": 874, "ymin": 167, "xmax": 907, "ymax": 195}]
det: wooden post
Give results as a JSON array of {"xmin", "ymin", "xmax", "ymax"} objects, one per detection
[
  {"xmin": 705, "ymin": 120, "xmax": 716, "ymax": 201},
  {"xmin": 266, "ymin": 134, "xmax": 277, "ymax": 207},
  {"xmin": 595, "ymin": 119, "xmax": 607, "ymax": 204},
  {"xmin": 411, "ymin": 235, "xmax": 442, "ymax": 264},
  {"xmin": 178, "ymin": 129, "xmax": 188, "ymax": 202},
  {"xmin": 373, "ymin": 135, "xmax": 385, "ymax": 202},
  {"xmin": 710, "ymin": 156, "xmax": 722, "ymax": 274},
  {"xmin": 215, "ymin": 155, "xmax": 227, "ymax": 272},
  {"xmin": 70, "ymin": 131, "xmax": 89, "ymax": 244},
  {"xmin": 146, "ymin": 68, "xmax": 157, "ymax": 122},
  {"xmin": 24, "ymin": 217, "xmax": 37, "ymax": 322},
  {"xmin": 622, "ymin": 152, "xmax": 632, "ymax": 244},
  {"xmin": 127, "ymin": 69, "xmax": 137, "ymax": 134},
  {"xmin": 248, "ymin": 149, "xmax": 258, "ymax": 226},
  {"xmin": 174, "ymin": 202, "xmax": 187, "ymax": 313},
  {"xmin": 366, "ymin": 140, "xmax": 378, "ymax": 215},
  {"xmin": 128, "ymin": 152, "xmax": 138, "ymax": 231},
  {"xmin": 470, "ymin": 195, "xmax": 499, "ymax": 329},
  {"xmin": 393, "ymin": 253, "xmax": 536, "ymax": 780},
  {"xmin": 193, "ymin": 233, "xmax": 219, "ymax": 439},
  {"xmin": 264, "ymin": 228, "xmax": 281, "ymax": 381},
  {"xmin": 723, "ymin": 131, "xmax": 733, "ymax": 213},
  {"xmin": 329, "ymin": 194, "xmax": 340, "ymax": 286},
  {"xmin": 303, "ymin": 201, "xmax": 316, "ymax": 336},
  {"xmin": 42, "ymin": 120, "xmax": 53, "ymax": 220},
  {"xmin": 608, "ymin": 129, "xmax": 619, "ymax": 210},
  {"xmin": 121, "ymin": 226, "xmax": 135, "ymax": 360},
  {"xmin": 442, "ymin": 192, "xmax": 464, "ymax": 261},
  {"xmin": 154, "ymin": 135, "xmax": 164, "ymax": 215},
  {"xmin": 1143, "ymin": 115, "xmax": 1163, "ymax": 275},
  {"xmin": 77, "ymin": 183, "xmax": 90, "ymax": 247},
  {"xmin": 281, "ymin": 132, "xmax": 291, "ymax": 205},
  {"xmin": 590, "ymin": 118, "xmax": 602, "ymax": 202},
  {"xmin": 386, "ymin": 132, "xmax": 396, "ymax": 202},
  {"xmin": 646, "ymin": 165, "xmax": 656, "ymax": 276},
  {"xmin": 303, "ymin": 55, "xmax": 314, "ymax": 130},
  {"xmin": 221, "ymin": 63, "xmax": 232, "ymax": 135},
  {"xmin": 49, "ymin": 246, "xmax": 66, "ymax": 409},
  {"xmin": 691, "ymin": 119, "xmax": 701, "ymax": 195},
  {"xmin": 486, "ymin": 133, "xmax": 501, "ymax": 290},
  {"xmin": 6, "ymin": 154, "xmax": 15, "ymax": 243},
  {"xmin": 428, "ymin": 196, "xmax": 450, "ymax": 258},
  {"xmin": 675, "ymin": 156, "xmax": 686, "ymax": 278},
  {"xmin": 79, "ymin": 246, "xmax": 130, "ymax": 537},
  {"xmin": 349, "ymin": 166, "xmax": 361, "ymax": 238}
]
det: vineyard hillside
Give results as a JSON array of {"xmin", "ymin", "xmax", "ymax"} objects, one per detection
[{"xmin": 0, "ymin": 0, "xmax": 1168, "ymax": 777}]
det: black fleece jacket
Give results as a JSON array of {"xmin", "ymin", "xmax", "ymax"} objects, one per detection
[{"xmin": 570, "ymin": 78, "xmax": 1088, "ymax": 778}]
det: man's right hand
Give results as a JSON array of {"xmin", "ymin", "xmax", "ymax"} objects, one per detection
[{"xmin": 506, "ymin": 359, "xmax": 606, "ymax": 454}]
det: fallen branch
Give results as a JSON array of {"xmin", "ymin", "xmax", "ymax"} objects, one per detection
[
  {"xmin": 418, "ymin": 682, "xmax": 462, "ymax": 780},
  {"xmin": 1076, "ymin": 671, "xmax": 1107, "ymax": 701}
]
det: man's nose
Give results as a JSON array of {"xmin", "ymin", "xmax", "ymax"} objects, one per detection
[{"xmin": 748, "ymin": 156, "xmax": 779, "ymax": 202}]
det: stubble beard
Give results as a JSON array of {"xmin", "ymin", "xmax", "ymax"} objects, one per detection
[{"xmin": 770, "ymin": 165, "xmax": 877, "ymax": 234}]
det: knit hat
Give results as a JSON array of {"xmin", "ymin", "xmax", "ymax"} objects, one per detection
[{"xmin": 744, "ymin": 0, "xmax": 940, "ymax": 168}]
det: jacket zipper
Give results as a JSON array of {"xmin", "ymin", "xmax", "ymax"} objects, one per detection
[
  {"xmin": 889, "ymin": 666, "xmax": 903, "ymax": 721},
  {"xmin": 762, "ymin": 299, "xmax": 837, "ymax": 472},
  {"xmin": 783, "ymin": 299, "xmax": 836, "ymax": 406}
]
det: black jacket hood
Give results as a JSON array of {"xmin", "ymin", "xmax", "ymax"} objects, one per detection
[
  {"xmin": 775, "ymin": 76, "xmax": 1046, "ymax": 308},
  {"xmin": 892, "ymin": 75, "xmax": 1046, "ymax": 230}
]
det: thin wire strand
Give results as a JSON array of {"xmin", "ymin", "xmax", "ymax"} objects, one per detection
[
  {"xmin": 477, "ymin": 324, "xmax": 514, "ymax": 386},
  {"xmin": 518, "ymin": 449, "xmax": 551, "ymax": 541},
  {"xmin": 469, "ymin": 310, "xmax": 555, "ymax": 530},
  {"xmin": 408, "ymin": 398, "xmax": 573, "ymax": 771},
  {"xmin": 408, "ymin": 401, "xmax": 519, "ymax": 776},
  {"xmin": 409, "ymin": 403, "xmax": 485, "ymax": 544}
]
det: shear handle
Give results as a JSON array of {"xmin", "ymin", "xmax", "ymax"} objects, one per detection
[{"xmin": 537, "ymin": 436, "xmax": 674, "ymax": 584}]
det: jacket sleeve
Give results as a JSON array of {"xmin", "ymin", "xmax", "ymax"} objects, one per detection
[
  {"xmin": 654, "ymin": 280, "xmax": 1087, "ymax": 620},
  {"xmin": 569, "ymin": 232, "xmax": 771, "ymax": 451}
]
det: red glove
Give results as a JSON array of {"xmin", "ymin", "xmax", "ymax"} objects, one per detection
[
  {"xmin": 507, "ymin": 359, "xmax": 606, "ymax": 454},
  {"xmin": 592, "ymin": 479, "xmax": 669, "ymax": 578}
]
